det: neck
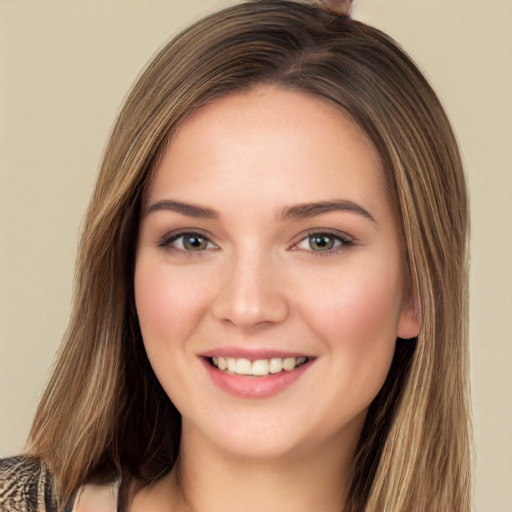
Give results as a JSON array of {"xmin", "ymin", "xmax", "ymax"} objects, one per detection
[
  {"xmin": 130, "ymin": 416, "xmax": 363, "ymax": 512},
  {"xmin": 166, "ymin": 426, "xmax": 358, "ymax": 512}
]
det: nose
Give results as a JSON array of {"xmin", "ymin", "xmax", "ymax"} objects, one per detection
[{"xmin": 211, "ymin": 251, "xmax": 289, "ymax": 329}]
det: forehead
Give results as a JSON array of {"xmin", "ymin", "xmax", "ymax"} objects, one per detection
[{"xmin": 147, "ymin": 87, "xmax": 390, "ymax": 220}]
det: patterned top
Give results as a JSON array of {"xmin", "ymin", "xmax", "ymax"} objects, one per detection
[
  {"xmin": 0, "ymin": 456, "xmax": 118, "ymax": 512},
  {"xmin": 0, "ymin": 456, "xmax": 62, "ymax": 512}
]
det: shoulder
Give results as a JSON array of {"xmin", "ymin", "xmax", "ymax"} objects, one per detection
[
  {"xmin": 0, "ymin": 455, "xmax": 59, "ymax": 512},
  {"xmin": 72, "ymin": 483, "xmax": 118, "ymax": 512}
]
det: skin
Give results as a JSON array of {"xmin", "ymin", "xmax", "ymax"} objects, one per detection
[{"xmin": 131, "ymin": 87, "xmax": 419, "ymax": 512}]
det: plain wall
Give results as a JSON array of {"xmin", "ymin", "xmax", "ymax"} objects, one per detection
[{"xmin": 1, "ymin": 1, "xmax": 511, "ymax": 510}]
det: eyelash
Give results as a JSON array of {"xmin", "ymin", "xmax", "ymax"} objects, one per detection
[
  {"xmin": 292, "ymin": 230, "xmax": 355, "ymax": 256},
  {"xmin": 158, "ymin": 231, "xmax": 218, "ymax": 254},
  {"xmin": 158, "ymin": 229, "xmax": 354, "ymax": 256}
]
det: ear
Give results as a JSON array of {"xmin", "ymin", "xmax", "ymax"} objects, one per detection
[{"xmin": 397, "ymin": 294, "xmax": 420, "ymax": 340}]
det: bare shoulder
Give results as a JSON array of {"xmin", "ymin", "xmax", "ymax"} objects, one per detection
[
  {"xmin": 72, "ymin": 483, "xmax": 117, "ymax": 512},
  {"xmin": 0, "ymin": 455, "xmax": 57, "ymax": 512}
]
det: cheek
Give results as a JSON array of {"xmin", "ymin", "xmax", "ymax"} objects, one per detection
[
  {"xmin": 306, "ymin": 259, "xmax": 402, "ymax": 333},
  {"xmin": 134, "ymin": 261, "xmax": 211, "ymax": 353},
  {"xmin": 299, "ymin": 259, "xmax": 403, "ymax": 387}
]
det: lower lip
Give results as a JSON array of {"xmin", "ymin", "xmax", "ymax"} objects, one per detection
[{"xmin": 202, "ymin": 358, "xmax": 313, "ymax": 399}]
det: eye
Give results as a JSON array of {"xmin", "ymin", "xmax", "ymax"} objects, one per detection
[
  {"xmin": 295, "ymin": 232, "xmax": 353, "ymax": 253},
  {"xmin": 159, "ymin": 231, "xmax": 217, "ymax": 252}
]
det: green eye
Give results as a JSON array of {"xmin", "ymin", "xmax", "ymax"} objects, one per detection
[
  {"xmin": 181, "ymin": 235, "xmax": 209, "ymax": 251},
  {"xmin": 295, "ymin": 232, "xmax": 352, "ymax": 253},
  {"xmin": 308, "ymin": 234, "xmax": 338, "ymax": 251},
  {"xmin": 160, "ymin": 232, "xmax": 215, "ymax": 252}
]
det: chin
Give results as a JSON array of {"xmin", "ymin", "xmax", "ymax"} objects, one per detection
[{"xmin": 181, "ymin": 404, "xmax": 367, "ymax": 465}]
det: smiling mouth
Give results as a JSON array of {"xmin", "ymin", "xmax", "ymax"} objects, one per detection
[{"xmin": 208, "ymin": 356, "xmax": 310, "ymax": 377}]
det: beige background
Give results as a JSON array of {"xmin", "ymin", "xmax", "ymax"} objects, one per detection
[{"xmin": 1, "ymin": 1, "xmax": 511, "ymax": 510}]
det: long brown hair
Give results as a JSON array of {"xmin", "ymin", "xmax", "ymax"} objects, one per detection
[{"xmin": 28, "ymin": 1, "xmax": 471, "ymax": 510}]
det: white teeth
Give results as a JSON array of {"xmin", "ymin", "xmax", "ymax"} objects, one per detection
[
  {"xmin": 251, "ymin": 359, "xmax": 270, "ymax": 376},
  {"xmin": 235, "ymin": 358, "xmax": 252, "ymax": 374},
  {"xmin": 283, "ymin": 357, "xmax": 296, "ymax": 371},
  {"xmin": 211, "ymin": 356, "xmax": 308, "ymax": 376},
  {"xmin": 227, "ymin": 358, "xmax": 237, "ymax": 373},
  {"xmin": 269, "ymin": 357, "xmax": 283, "ymax": 374}
]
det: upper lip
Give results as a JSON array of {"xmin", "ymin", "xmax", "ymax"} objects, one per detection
[{"xmin": 199, "ymin": 346, "xmax": 314, "ymax": 360}]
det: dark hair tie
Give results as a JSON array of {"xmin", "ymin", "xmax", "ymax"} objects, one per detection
[{"xmin": 311, "ymin": 0, "xmax": 354, "ymax": 16}]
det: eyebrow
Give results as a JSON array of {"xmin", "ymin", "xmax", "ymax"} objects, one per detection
[
  {"xmin": 146, "ymin": 198, "xmax": 376, "ymax": 224},
  {"xmin": 146, "ymin": 200, "xmax": 218, "ymax": 218},
  {"xmin": 280, "ymin": 200, "xmax": 377, "ymax": 224}
]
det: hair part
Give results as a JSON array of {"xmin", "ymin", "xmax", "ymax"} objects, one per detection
[{"xmin": 28, "ymin": 2, "xmax": 471, "ymax": 511}]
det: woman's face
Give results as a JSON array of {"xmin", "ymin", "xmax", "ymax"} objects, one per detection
[{"xmin": 135, "ymin": 87, "xmax": 419, "ymax": 460}]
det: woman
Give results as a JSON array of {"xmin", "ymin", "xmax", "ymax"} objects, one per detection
[{"xmin": 0, "ymin": 0, "xmax": 471, "ymax": 511}]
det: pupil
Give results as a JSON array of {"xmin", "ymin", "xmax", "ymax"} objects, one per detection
[
  {"xmin": 311, "ymin": 235, "xmax": 333, "ymax": 251},
  {"xmin": 185, "ymin": 236, "xmax": 205, "ymax": 250}
]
